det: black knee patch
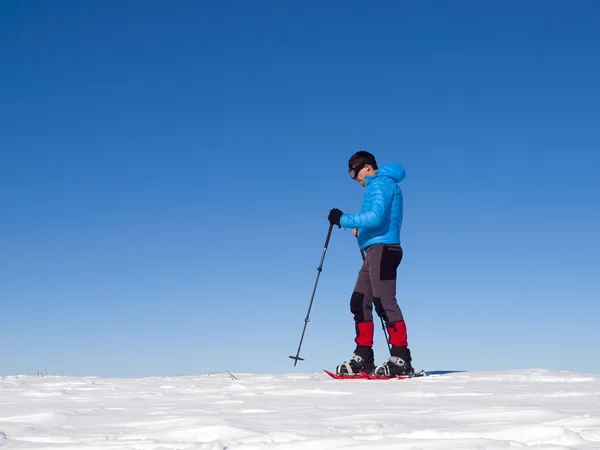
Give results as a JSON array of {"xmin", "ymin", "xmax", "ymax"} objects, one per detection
[
  {"xmin": 350, "ymin": 291, "xmax": 365, "ymax": 321},
  {"xmin": 380, "ymin": 245, "xmax": 403, "ymax": 280}
]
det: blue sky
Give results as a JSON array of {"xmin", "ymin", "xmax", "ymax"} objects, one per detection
[{"xmin": 1, "ymin": 1, "xmax": 599, "ymax": 377}]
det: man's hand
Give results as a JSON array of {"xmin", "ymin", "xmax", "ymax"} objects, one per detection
[
  {"xmin": 328, "ymin": 208, "xmax": 343, "ymax": 227},
  {"xmin": 352, "ymin": 228, "xmax": 358, "ymax": 237}
]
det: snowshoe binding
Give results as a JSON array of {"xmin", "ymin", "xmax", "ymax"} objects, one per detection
[
  {"xmin": 372, "ymin": 355, "xmax": 415, "ymax": 379},
  {"xmin": 335, "ymin": 346, "xmax": 375, "ymax": 378}
]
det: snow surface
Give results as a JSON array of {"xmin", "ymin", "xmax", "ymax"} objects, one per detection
[{"xmin": 1, "ymin": 369, "xmax": 600, "ymax": 449}]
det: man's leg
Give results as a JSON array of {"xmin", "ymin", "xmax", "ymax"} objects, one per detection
[
  {"xmin": 368, "ymin": 244, "xmax": 414, "ymax": 375},
  {"xmin": 350, "ymin": 259, "xmax": 374, "ymax": 353}
]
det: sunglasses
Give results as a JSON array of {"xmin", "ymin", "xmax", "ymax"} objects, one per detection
[{"xmin": 348, "ymin": 161, "xmax": 368, "ymax": 179}]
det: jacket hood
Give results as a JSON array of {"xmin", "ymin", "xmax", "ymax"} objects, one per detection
[{"xmin": 374, "ymin": 162, "xmax": 406, "ymax": 183}]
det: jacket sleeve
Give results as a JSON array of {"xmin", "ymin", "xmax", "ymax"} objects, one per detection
[{"xmin": 339, "ymin": 181, "xmax": 392, "ymax": 229}]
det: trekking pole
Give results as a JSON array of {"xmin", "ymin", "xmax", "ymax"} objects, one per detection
[
  {"xmin": 358, "ymin": 240, "xmax": 392, "ymax": 354},
  {"xmin": 289, "ymin": 221, "xmax": 336, "ymax": 366}
]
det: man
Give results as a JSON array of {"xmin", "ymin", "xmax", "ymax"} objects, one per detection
[{"xmin": 327, "ymin": 151, "xmax": 414, "ymax": 378}]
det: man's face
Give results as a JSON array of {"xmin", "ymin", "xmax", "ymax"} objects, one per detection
[{"xmin": 350, "ymin": 163, "xmax": 374, "ymax": 187}]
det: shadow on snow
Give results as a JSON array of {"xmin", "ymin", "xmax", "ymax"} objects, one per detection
[{"xmin": 424, "ymin": 370, "xmax": 468, "ymax": 375}]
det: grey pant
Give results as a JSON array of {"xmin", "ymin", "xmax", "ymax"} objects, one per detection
[{"xmin": 350, "ymin": 244, "xmax": 407, "ymax": 348}]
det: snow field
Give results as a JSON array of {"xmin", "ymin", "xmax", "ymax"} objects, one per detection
[{"xmin": 1, "ymin": 369, "xmax": 600, "ymax": 449}]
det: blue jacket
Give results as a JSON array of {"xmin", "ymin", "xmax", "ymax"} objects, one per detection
[{"xmin": 339, "ymin": 162, "xmax": 406, "ymax": 250}]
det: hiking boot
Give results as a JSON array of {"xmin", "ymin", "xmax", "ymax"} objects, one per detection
[
  {"xmin": 336, "ymin": 346, "xmax": 375, "ymax": 376},
  {"xmin": 373, "ymin": 355, "xmax": 415, "ymax": 378}
]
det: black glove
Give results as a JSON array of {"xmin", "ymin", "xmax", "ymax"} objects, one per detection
[{"xmin": 328, "ymin": 208, "xmax": 343, "ymax": 227}]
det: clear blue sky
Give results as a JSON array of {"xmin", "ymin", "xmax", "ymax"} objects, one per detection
[{"xmin": 1, "ymin": 1, "xmax": 599, "ymax": 378}]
